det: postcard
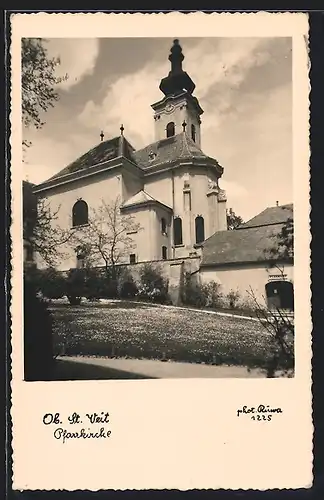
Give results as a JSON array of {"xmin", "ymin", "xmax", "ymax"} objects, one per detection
[{"xmin": 10, "ymin": 11, "xmax": 312, "ymax": 490}]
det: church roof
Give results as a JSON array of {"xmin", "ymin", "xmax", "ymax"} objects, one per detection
[
  {"xmin": 44, "ymin": 135, "xmax": 137, "ymax": 183},
  {"xmin": 121, "ymin": 190, "xmax": 172, "ymax": 211},
  {"xmin": 201, "ymin": 204, "xmax": 293, "ymax": 267},
  {"xmin": 134, "ymin": 132, "xmax": 221, "ymax": 170}
]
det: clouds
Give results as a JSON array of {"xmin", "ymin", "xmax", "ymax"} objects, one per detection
[
  {"xmin": 24, "ymin": 37, "xmax": 292, "ymax": 221},
  {"xmin": 46, "ymin": 39, "xmax": 100, "ymax": 90}
]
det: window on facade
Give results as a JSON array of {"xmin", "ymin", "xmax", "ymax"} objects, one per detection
[
  {"xmin": 162, "ymin": 246, "xmax": 167, "ymax": 260},
  {"xmin": 166, "ymin": 122, "xmax": 175, "ymax": 138},
  {"xmin": 129, "ymin": 254, "xmax": 136, "ymax": 264},
  {"xmin": 161, "ymin": 217, "xmax": 167, "ymax": 235},
  {"xmin": 195, "ymin": 216, "xmax": 205, "ymax": 244},
  {"xmin": 174, "ymin": 217, "xmax": 183, "ymax": 246},
  {"xmin": 265, "ymin": 281, "xmax": 294, "ymax": 311},
  {"xmin": 191, "ymin": 124, "xmax": 196, "ymax": 142},
  {"xmin": 72, "ymin": 200, "xmax": 89, "ymax": 227}
]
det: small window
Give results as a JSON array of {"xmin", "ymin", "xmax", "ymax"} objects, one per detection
[
  {"xmin": 161, "ymin": 217, "xmax": 167, "ymax": 235},
  {"xmin": 195, "ymin": 216, "xmax": 205, "ymax": 244},
  {"xmin": 174, "ymin": 217, "xmax": 183, "ymax": 246},
  {"xmin": 191, "ymin": 124, "xmax": 196, "ymax": 142},
  {"xmin": 129, "ymin": 254, "xmax": 136, "ymax": 264},
  {"xmin": 166, "ymin": 122, "xmax": 175, "ymax": 138},
  {"xmin": 72, "ymin": 200, "xmax": 88, "ymax": 227},
  {"xmin": 162, "ymin": 246, "xmax": 167, "ymax": 260}
]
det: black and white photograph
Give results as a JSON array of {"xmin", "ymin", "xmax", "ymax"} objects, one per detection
[
  {"xmin": 22, "ymin": 35, "xmax": 295, "ymax": 381},
  {"xmin": 10, "ymin": 12, "xmax": 311, "ymax": 491}
]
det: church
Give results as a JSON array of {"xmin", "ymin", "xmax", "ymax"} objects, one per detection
[{"xmin": 32, "ymin": 39, "xmax": 294, "ymax": 307}]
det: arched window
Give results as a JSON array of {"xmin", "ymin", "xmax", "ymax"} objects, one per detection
[
  {"xmin": 162, "ymin": 246, "xmax": 167, "ymax": 260},
  {"xmin": 166, "ymin": 122, "xmax": 175, "ymax": 138},
  {"xmin": 191, "ymin": 124, "xmax": 196, "ymax": 142},
  {"xmin": 161, "ymin": 217, "xmax": 167, "ymax": 235},
  {"xmin": 195, "ymin": 216, "xmax": 205, "ymax": 244},
  {"xmin": 265, "ymin": 281, "xmax": 294, "ymax": 310},
  {"xmin": 72, "ymin": 200, "xmax": 88, "ymax": 227},
  {"xmin": 173, "ymin": 217, "xmax": 183, "ymax": 246}
]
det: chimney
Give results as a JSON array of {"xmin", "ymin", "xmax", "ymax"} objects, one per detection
[{"xmin": 276, "ymin": 201, "xmax": 279, "ymax": 207}]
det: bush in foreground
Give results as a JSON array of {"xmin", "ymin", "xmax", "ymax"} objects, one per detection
[{"xmin": 24, "ymin": 279, "xmax": 54, "ymax": 381}]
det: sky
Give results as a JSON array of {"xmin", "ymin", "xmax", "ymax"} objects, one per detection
[{"xmin": 23, "ymin": 37, "xmax": 292, "ymax": 222}]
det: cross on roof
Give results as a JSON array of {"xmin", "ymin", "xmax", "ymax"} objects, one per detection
[
  {"xmin": 100, "ymin": 130, "xmax": 104, "ymax": 142},
  {"xmin": 120, "ymin": 124, "xmax": 124, "ymax": 135}
]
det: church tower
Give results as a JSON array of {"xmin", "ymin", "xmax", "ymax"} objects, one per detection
[{"xmin": 151, "ymin": 39, "xmax": 204, "ymax": 145}]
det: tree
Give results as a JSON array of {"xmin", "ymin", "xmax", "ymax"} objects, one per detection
[
  {"xmin": 268, "ymin": 216, "xmax": 294, "ymax": 262},
  {"xmin": 226, "ymin": 208, "xmax": 244, "ymax": 230},
  {"xmin": 23, "ymin": 182, "xmax": 74, "ymax": 267},
  {"xmin": 73, "ymin": 197, "xmax": 142, "ymax": 279},
  {"xmin": 22, "ymin": 38, "xmax": 68, "ymax": 148}
]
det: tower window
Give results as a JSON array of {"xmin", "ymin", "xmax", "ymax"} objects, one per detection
[
  {"xmin": 161, "ymin": 217, "xmax": 167, "ymax": 235},
  {"xmin": 129, "ymin": 254, "xmax": 136, "ymax": 264},
  {"xmin": 191, "ymin": 124, "xmax": 196, "ymax": 142},
  {"xmin": 174, "ymin": 217, "xmax": 183, "ymax": 246},
  {"xmin": 166, "ymin": 122, "xmax": 175, "ymax": 138},
  {"xmin": 162, "ymin": 246, "xmax": 167, "ymax": 260},
  {"xmin": 72, "ymin": 200, "xmax": 89, "ymax": 227},
  {"xmin": 195, "ymin": 216, "xmax": 205, "ymax": 244}
]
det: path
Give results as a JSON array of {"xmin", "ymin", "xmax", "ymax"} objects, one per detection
[{"xmin": 55, "ymin": 356, "xmax": 268, "ymax": 379}]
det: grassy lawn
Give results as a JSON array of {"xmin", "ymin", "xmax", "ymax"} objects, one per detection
[{"xmin": 50, "ymin": 301, "xmax": 291, "ymax": 370}]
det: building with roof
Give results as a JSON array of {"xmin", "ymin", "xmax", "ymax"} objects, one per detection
[
  {"xmin": 200, "ymin": 203, "xmax": 294, "ymax": 308},
  {"xmin": 31, "ymin": 39, "xmax": 293, "ymax": 308},
  {"xmin": 33, "ymin": 39, "xmax": 227, "ymax": 271}
]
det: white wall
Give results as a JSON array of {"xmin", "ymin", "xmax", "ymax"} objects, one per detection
[{"xmin": 200, "ymin": 263, "xmax": 294, "ymax": 306}]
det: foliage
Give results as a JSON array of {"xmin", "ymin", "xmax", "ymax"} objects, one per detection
[
  {"xmin": 226, "ymin": 208, "xmax": 244, "ymax": 230},
  {"xmin": 118, "ymin": 270, "xmax": 138, "ymax": 299},
  {"xmin": 23, "ymin": 183, "xmax": 74, "ymax": 267},
  {"xmin": 227, "ymin": 289, "xmax": 241, "ymax": 309},
  {"xmin": 24, "ymin": 279, "xmax": 54, "ymax": 381},
  {"xmin": 73, "ymin": 197, "xmax": 142, "ymax": 278},
  {"xmin": 268, "ymin": 215, "xmax": 294, "ymax": 262},
  {"xmin": 181, "ymin": 273, "xmax": 222, "ymax": 309},
  {"xmin": 247, "ymin": 288, "xmax": 294, "ymax": 377},
  {"xmin": 38, "ymin": 267, "xmax": 66, "ymax": 299},
  {"xmin": 65, "ymin": 268, "xmax": 87, "ymax": 305},
  {"xmin": 137, "ymin": 263, "xmax": 169, "ymax": 303},
  {"xmin": 22, "ymin": 38, "xmax": 68, "ymax": 148}
]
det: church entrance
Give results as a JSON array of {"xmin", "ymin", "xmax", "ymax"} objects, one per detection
[{"xmin": 265, "ymin": 280, "xmax": 294, "ymax": 310}]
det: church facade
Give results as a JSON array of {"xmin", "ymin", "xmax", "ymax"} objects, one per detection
[
  {"xmin": 34, "ymin": 39, "xmax": 228, "ymax": 270},
  {"xmin": 32, "ymin": 39, "xmax": 293, "ymax": 308}
]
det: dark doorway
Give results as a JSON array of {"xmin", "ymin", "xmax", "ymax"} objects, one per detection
[{"xmin": 265, "ymin": 280, "xmax": 294, "ymax": 310}]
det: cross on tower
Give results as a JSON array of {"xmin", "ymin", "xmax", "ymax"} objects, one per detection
[
  {"xmin": 182, "ymin": 120, "xmax": 187, "ymax": 132},
  {"xmin": 100, "ymin": 130, "xmax": 104, "ymax": 142}
]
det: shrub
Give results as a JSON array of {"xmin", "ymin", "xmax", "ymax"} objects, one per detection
[
  {"xmin": 137, "ymin": 263, "xmax": 169, "ymax": 303},
  {"xmin": 201, "ymin": 281, "xmax": 222, "ymax": 308},
  {"xmin": 227, "ymin": 289, "xmax": 241, "ymax": 309},
  {"xmin": 24, "ymin": 279, "xmax": 54, "ymax": 381},
  {"xmin": 39, "ymin": 268, "xmax": 66, "ymax": 299},
  {"xmin": 65, "ymin": 268, "xmax": 87, "ymax": 305},
  {"xmin": 182, "ymin": 274, "xmax": 222, "ymax": 309},
  {"xmin": 119, "ymin": 273, "xmax": 138, "ymax": 299}
]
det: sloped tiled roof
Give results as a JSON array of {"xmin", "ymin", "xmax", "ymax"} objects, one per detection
[
  {"xmin": 45, "ymin": 136, "xmax": 137, "ymax": 183},
  {"xmin": 121, "ymin": 190, "xmax": 172, "ymax": 210},
  {"xmin": 133, "ymin": 132, "xmax": 221, "ymax": 170},
  {"xmin": 201, "ymin": 204, "xmax": 293, "ymax": 267},
  {"xmin": 238, "ymin": 203, "xmax": 293, "ymax": 229}
]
